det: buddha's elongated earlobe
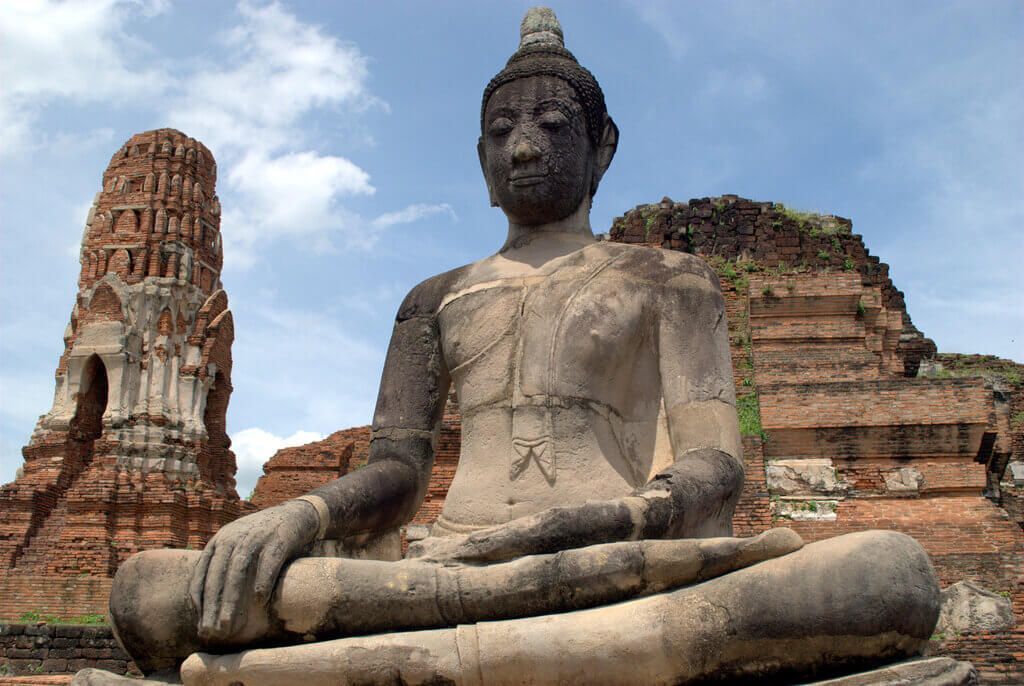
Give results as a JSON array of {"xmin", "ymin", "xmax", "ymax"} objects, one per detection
[
  {"xmin": 590, "ymin": 116, "xmax": 619, "ymax": 196},
  {"xmin": 477, "ymin": 137, "xmax": 499, "ymax": 207}
]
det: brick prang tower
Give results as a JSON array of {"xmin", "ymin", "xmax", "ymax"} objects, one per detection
[{"xmin": 0, "ymin": 129, "xmax": 252, "ymax": 614}]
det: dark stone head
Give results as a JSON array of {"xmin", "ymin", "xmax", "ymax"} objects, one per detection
[{"xmin": 479, "ymin": 7, "xmax": 618, "ymax": 225}]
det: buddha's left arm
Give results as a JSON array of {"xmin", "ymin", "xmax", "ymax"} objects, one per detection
[
  {"xmin": 637, "ymin": 264, "xmax": 745, "ymax": 539},
  {"xmin": 408, "ymin": 261, "xmax": 745, "ymax": 564}
]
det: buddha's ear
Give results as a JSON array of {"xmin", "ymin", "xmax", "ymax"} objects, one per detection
[
  {"xmin": 590, "ymin": 115, "xmax": 619, "ymax": 196},
  {"xmin": 477, "ymin": 137, "xmax": 500, "ymax": 207}
]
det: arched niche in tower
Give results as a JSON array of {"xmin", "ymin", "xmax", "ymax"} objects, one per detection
[
  {"xmin": 171, "ymin": 174, "xmax": 182, "ymax": 196},
  {"xmin": 114, "ymin": 210, "xmax": 137, "ymax": 234},
  {"xmin": 85, "ymin": 281, "xmax": 124, "ymax": 323},
  {"xmin": 132, "ymin": 249, "xmax": 147, "ymax": 278},
  {"xmin": 69, "ymin": 354, "xmax": 108, "ymax": 445},
  {"xmin": 143, "ymin": 173, "xmax": 155, "ymax": 192},
  {"xmin": 108, "ymin": 249, "xmax": 131, "ymax": 279},
  {"xmin": 157, "ymin": 308, "xmax": 174, "ymax": 336},
  {"xmin": 157, "ymin": 171, "xmax": 169, "ymax": 195}
]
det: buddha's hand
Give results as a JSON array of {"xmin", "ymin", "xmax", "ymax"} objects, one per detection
[
  {"xmin": 405, "ymin": 532, "xmax": 474, "ymax": 563},
  {"xmin": 188, "ymin": 500, "xmax": 320, "ymax": 641}
]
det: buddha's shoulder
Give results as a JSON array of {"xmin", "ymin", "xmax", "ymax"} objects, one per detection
[
  {"xmin": 395, "ymin": 264, "xmax": 474, "ymax": 321},
  {"xmin": 592, "ymin": 242, "xmax": 720, "ymax": 290}
]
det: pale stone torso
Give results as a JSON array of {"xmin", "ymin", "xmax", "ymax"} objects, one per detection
[{"xmin": 434, "ymin": 236, "xmax": 677, "ymax": 531}]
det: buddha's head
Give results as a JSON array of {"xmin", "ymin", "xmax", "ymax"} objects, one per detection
[{"xmin": 480, "ymin": 7, "xmax": 618, "ymax": 226}]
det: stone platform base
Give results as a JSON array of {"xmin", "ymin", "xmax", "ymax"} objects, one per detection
[{"xmin": 808, "ymin": 657, "xmax": 977, "ymax": 685}]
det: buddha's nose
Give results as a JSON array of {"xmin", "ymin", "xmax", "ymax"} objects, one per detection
[{"xmin": 512, "ymin": 140, "xmax": 540, "ymax": 163}]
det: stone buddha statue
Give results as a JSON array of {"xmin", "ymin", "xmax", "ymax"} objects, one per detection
[{"xmin": 75, "ymin": 8, "xmax": 961, "ymax": 686}]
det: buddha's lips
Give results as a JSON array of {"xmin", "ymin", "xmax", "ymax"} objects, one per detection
[{"xmin": 509, "ymin": 173, "xmax": 548, "ymax": 186}]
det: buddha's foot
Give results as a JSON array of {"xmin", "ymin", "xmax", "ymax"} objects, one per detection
[
  {"xmin": 806, "ymin": 657, "xmax": 978, "ymax": 685},
  {"xmin": 71, "ymin": 668, "xmax": 180, "ymax": 686},
  {"xmin": 177, "ymin": 531, "xmax": 940, "ymax": 686}
]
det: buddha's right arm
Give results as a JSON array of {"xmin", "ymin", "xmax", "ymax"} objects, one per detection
[
  {"xmin": 306, "ymin": 287, "xmax": 452, "ymax": 540},
  {"xmin": 189, "ymin": 277, "xmax": 451, "ymax": 641}
]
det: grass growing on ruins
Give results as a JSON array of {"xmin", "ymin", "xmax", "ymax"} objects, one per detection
[
  {"xmin": 775, "ymin": 203, "xmax": 851, "ymax": 238},
  {"xmin": 932, "ymin": 354, "xmax": 1024, "ymax": 387},
  {"xmin": 737, "ymin": 393, "xmax": 768, "ymax": 441},
  {"xmin": 708, "ymin": 256, "xmax": 750, "ymax": 292}
]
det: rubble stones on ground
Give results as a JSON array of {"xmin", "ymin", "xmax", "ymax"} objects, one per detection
[{"xmin": 937, "ymin": 581, "xmax": 1015, "ymax": 634}]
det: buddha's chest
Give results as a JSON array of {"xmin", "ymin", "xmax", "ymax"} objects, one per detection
[{"xmin": 437, "ymin": 258, "xmax": 652, "ymax": 404}]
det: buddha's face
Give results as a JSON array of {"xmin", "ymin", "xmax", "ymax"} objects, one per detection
[{"xmin": 481, "ymin": 75, "xmax": 596, "ymax": 225}]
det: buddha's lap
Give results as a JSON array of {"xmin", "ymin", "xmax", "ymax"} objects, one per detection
[{"xmin": 110, "ymin": 529, "xmax": 936, "ymax": 675}]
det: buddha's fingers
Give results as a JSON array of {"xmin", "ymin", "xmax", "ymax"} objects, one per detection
[{"xmin": 639, "ymin": 527, "xmax": 804, "ymax": 592}]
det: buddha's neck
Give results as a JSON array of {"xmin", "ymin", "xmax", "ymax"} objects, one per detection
[{"xmin": 501, "ymin": 197, "xmax": 595, "ymax": 252}]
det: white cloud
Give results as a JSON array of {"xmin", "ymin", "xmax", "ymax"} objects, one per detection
[
  {"xmin": 167, "ymin": 0, "xmax": 379, "ymax": 154},
  {"xmin": 158, "ymin": 1, "xmax": 427, "ymax": 265},
  {"xmin": 2, "ymin": 0, "xmax": 453, "ymax": 264},
  {"xmin": 373, "ymin": 203, "xmax": 457, "ymax": 229},
  {"xmin": 0, "ymin": 0, "xmax": 168, "ymax": 157},
  {"xmin": 231, "ymin": 427, "xmax": 323, "ymax": 497},
  {"xmin": 222, "ymin": 149, "xmax": 375, "ymax": 264}
]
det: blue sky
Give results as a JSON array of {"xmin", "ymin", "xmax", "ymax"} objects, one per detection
[{"xmin": 1, "ymin": 1, "xmax": 1021, "ymax": 496}]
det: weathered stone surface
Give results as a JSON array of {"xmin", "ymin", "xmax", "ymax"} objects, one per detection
[
  {"xmin": 884, "ymin": 466, "xmax": 925, "ymax": 493},
  {"xmin": 937, "ymin": 581, "xmax": 1015, "ymax": 634},
  {"xmin": 766, "ymin": 458, "xmax": 848, "ymax": 495}
]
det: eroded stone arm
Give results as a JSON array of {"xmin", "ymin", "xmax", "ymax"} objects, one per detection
[
  {"xmin": 650, "ymin": 263, "xmax": 744, "ymax": 537},
  {"xmin": 308, "ymin": 294, "xmax": 451, "ymax": 541}
]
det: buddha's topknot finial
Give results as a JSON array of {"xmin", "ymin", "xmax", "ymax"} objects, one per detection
[
  {"xmin": 482, "ymin": 6, "xmax": 613, "ymax": 145},
  {"xmin": 520, "ymin": 7, "xmax": 564, "ymax": 48}
]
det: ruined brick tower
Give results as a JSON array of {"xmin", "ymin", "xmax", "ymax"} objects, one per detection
[{"xmin": 0, "ymin": 129, "xmax": 251, "ymax": 616}]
